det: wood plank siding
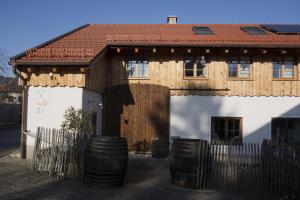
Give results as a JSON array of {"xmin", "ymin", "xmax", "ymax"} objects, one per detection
[
  {"xmin": 103, "ymin": 84, "xmax": 170, "ymax": 150},
  {"xmin": 20, "ymin": 48, "xmax": 300, "ymax": 97}
]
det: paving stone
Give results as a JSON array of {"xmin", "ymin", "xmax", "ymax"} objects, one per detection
[{"xmin": 0, "ymin": 155, "xmax": 283, "ymax": 200}]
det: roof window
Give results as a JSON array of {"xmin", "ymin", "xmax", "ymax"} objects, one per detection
[
  {"xmin": 240, "ymin": 26, "xmax": 266, "ymax": 35},
  {"xmin": 192, "ymin": 26, "xmax": 213, "ymax": 35}
]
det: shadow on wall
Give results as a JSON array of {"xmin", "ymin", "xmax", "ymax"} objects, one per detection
[
  {"xmin": 244, "ymin": 102, "xmax": 300, "ymax": 144},
  {"xmin": 170, "ymin": 81, "xmax": 225, "ymax": 141}
]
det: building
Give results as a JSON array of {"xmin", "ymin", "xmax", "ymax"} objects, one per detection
[
  {"xmin": 0, "ymin": 76, "xmax": 22, "ymax": 126},
  {"xmin": 10, "ymin": 17, "xmax": 300, "ymax": 158}
]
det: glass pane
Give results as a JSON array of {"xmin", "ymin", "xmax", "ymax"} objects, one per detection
[
  {"xmin": 273, "ymin": 62, "xmax": 282, "ymax": 78},
  {"xmin": 139, "ymin": 60, "xmax": 148, "ymax": 77},
  {"xmin": 127, "ymin": 60, "xmax": 137, "ymax": 77},
  {"xmin": 240, "ymin": 59, "xmax": 250, "ymax": 78},
  {"xmin": 184, "ymin": 57, "xmax": 194, "ymax": 77},
  {"xmin": 228, "ymin": 119, "xmax": 234, "ymax": 130},
  {"xmin": 184, "ymin": 58, "xmax": 194, "ymax": 70},
  {"xmin": 234, "ymin": 120, "xmax": 240, "ymax": 131},
  {"xmin": 185, "ymin": 70, "xmax": 194, "ymax": 77},
  {"xmin": 228, "ymin": 62, "xmax": 238, "ymax": 77},
  {"xmin": 213, "ymin": 118, "xmax": 225, "ymax": 141},
  {"xmin": 196, "ymin": 70, "xmax": 205, "ymax": 77},
  {"xmin": 196, "ymin": 56, "xmax": 206, "ymax": 77},
  {"xmin": 283, "ymin": 62, "xmax": 294, "ymax": 78}
]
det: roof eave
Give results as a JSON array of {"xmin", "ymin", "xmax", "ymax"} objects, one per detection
[
  {"xmin": 14, "ymin": 60, "xmax": 90, "ymax": 66},
  {"xmin": 108, "ymin": 43, "xmax": 300, "ymax": 48},
  {"xmin": 9, "ymin": 24, "xmax": 90, "ymax": 65}
]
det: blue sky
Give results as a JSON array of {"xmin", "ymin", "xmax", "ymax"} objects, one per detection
[{"xmin": 1, "ymin": 0, "xmax": 300, "ymax": 60}]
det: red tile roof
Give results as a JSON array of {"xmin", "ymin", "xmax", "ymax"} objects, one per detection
[{"xmin": 12, "ymin": 24, "xmax": 300, "ymax": 65}]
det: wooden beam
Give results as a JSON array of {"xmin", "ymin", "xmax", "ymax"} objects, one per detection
[
  {"xmin": 52, "ymin": 67, "xmax": 57, "ymax": 73},
  {"xmin": 26, "ymin": 67, "xmax": 32, "ymax": 73}
]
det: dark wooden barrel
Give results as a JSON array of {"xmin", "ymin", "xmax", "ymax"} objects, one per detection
[
  {"xmin": 170, "ymin": 138, "xmax": 209, "ymax": 189},
  {"xmin": 84, "ymin": 136, "xmax": 128, "ymax": 187},
  {"xmin": 152, "ymin": 139, "xmax": 169, "ymax": 158}
]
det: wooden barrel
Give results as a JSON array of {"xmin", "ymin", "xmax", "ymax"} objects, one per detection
[
  {"xmin": 152, "ymin": 139, "xmax": 169, "ymax": 158},
  {"xmin": 170, "ymin": 138, "xmax": 209, "ymax": 189},
  {"xmin": 84, "ymin": 136, "xmax": 128, "ymax": 187}
]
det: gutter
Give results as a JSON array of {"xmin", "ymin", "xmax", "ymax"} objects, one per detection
[{"xmin": 11, "ymin": 62, "xmax": 27, "ymax": 159}]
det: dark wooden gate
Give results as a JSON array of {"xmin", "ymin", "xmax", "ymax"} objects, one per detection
[{"xmin": 103, "ymin": 84, "xmax": 170, "ymax": 151}]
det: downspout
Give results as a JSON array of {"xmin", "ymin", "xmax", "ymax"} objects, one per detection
[{"xmin": 11, "ymin": 62, "xmax": 27, "ymax": 159}]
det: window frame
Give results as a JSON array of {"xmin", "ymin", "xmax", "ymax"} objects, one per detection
[
  {"xmin": 211, "ymin": 117, "xmax": 243, "ymax": 144},
  {"xmin": 192, "ymin": 26, "xmax": 214, "ymax": 35},
  {"xmin": 240, "ymin": 26, "xmax": 267, "ymax": 35},
  {"xmin": 271, "ymin": 117, "xmax": 300, "ymax": 146},
  {"xmin": 183, "ymin": 55, "xmax": 208, "ymax": 79},
  {"xmin": 227, "ymin": 56, "xmax": 252, "ymax": 80},
  {"xmin": 125, "ymin": 57, "xmax": 149, "ymax": 79},
  {"xmin": 272, "ymin": 57, "xmax": 297, "ymax": 80}
]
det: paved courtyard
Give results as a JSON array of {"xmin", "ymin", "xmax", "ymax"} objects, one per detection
[
  {"xmin": 0, "ymin": 154, "xmax": 283, "ymax": 200},
  {"xmin": 0, "ymin": 126, "xmax": 20, "ymax": 157}
]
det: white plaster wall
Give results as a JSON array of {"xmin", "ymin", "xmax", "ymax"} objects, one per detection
[
  {"xmin": 170, "ymin": 96, "xmax": 300, "ymax": 143},
  {"xmin": 26, "ymin": 86, "xmax": 102, "ymax": 159}
]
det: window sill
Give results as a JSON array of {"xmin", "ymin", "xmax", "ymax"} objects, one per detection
[
  {"xmin": 183, "ymin": 77, "xmax": 208, "ymax": 80},
  {"xmin": 124, "ymin": 77, "xmax": 150, "ymax": 80},
  {"xmin": 272, "ymin": 78, "xmax": 298, "ymax": 81},
  {"xmin": 227, "ymin": 78, "xmax": 254, "ymax": 81}
]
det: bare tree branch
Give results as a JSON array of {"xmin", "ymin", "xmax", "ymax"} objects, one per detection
[{"xmin": 0, "ymin": 49, "xmax": 13, "ymax": 77}]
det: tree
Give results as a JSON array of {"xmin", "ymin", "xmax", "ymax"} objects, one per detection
[{"xmin": 0, "ymin": 49, "xmax": 13, "ymax": 77}]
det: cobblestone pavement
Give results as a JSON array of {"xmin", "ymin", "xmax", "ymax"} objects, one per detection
[
  {"xmin": 0, "ymin": 126, "xmax": 20, "ymax": 157},
  {"xmin": 0, "ymin": 154, "xmax": 281, "ymax": 200}
]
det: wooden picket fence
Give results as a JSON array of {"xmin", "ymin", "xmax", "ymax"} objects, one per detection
[
  {"xmin": 206, "ymin": 140, "xmax": 300, "ymax": 197},
  {"xmin": 32, "ymin": 127, "xmax": 92, "ymax": 180}
]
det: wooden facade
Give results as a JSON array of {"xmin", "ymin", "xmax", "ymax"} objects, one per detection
[
  {"xmin": 103, "ymin": 84, "xmax": 170, "ymax": 150},
  {"xmin": 19, "ymin": 48, "xmax": 300, "ymax": 97}
]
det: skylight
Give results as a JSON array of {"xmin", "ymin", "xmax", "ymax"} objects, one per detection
[
  {"xmin": 240, "ymin": 26, "xmax": 266, "ymax": 35},
  {"xmin": 192, "ymin": 26, "xmax": 213, "ymax": 35}
]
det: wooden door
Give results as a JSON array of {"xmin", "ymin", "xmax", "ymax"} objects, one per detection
[{"xmin": 103, "ymin": 84, "xmax": 170, "ymax": 150}]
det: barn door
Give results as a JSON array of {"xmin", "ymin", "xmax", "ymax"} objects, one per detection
[{"xmin": 103, "ymin": 84, "xmax": 170, "ymax": 150}]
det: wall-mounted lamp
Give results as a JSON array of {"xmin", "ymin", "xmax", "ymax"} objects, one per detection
[
  {"xmin": 49, "ymin": 72, "xmax": 54, "ymax": 80},
  {"xmin": 281, "ymin": 50, "xmax": 287, "ymax": 54}
]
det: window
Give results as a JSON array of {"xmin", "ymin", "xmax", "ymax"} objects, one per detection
[
  {"xmin": 272, "ymin": 57, "xmax": 295, "ymax": 79},
  {"xmin": 228, "ymin": 57, "xmax": 251, "ymax": 78},
  {"xmin": 271, "ymin": 118, "xmax": 300, "ymax": 146},
  {"xmin": 126, "ymin": 58, "xmax": 148, "ymax": 78},
  {"xmin": 192, "ymin": 26, "xmax": 213, "ymax": 35},
  {"xmin": 211, "ymin": 117, "xmax": 242, "ymax": 143},
  {"xmin": 184, "ymin": 56, "xmax": 207, "ymax": 78},
  {"xmin": 240, "ymin": 26, "xmax": 267, "ymax": 35}
]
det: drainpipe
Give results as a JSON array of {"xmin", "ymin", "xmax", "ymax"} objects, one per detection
[{"xmin": 11, "ymin": 63, "xmax": 27, "ymax": 159}]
